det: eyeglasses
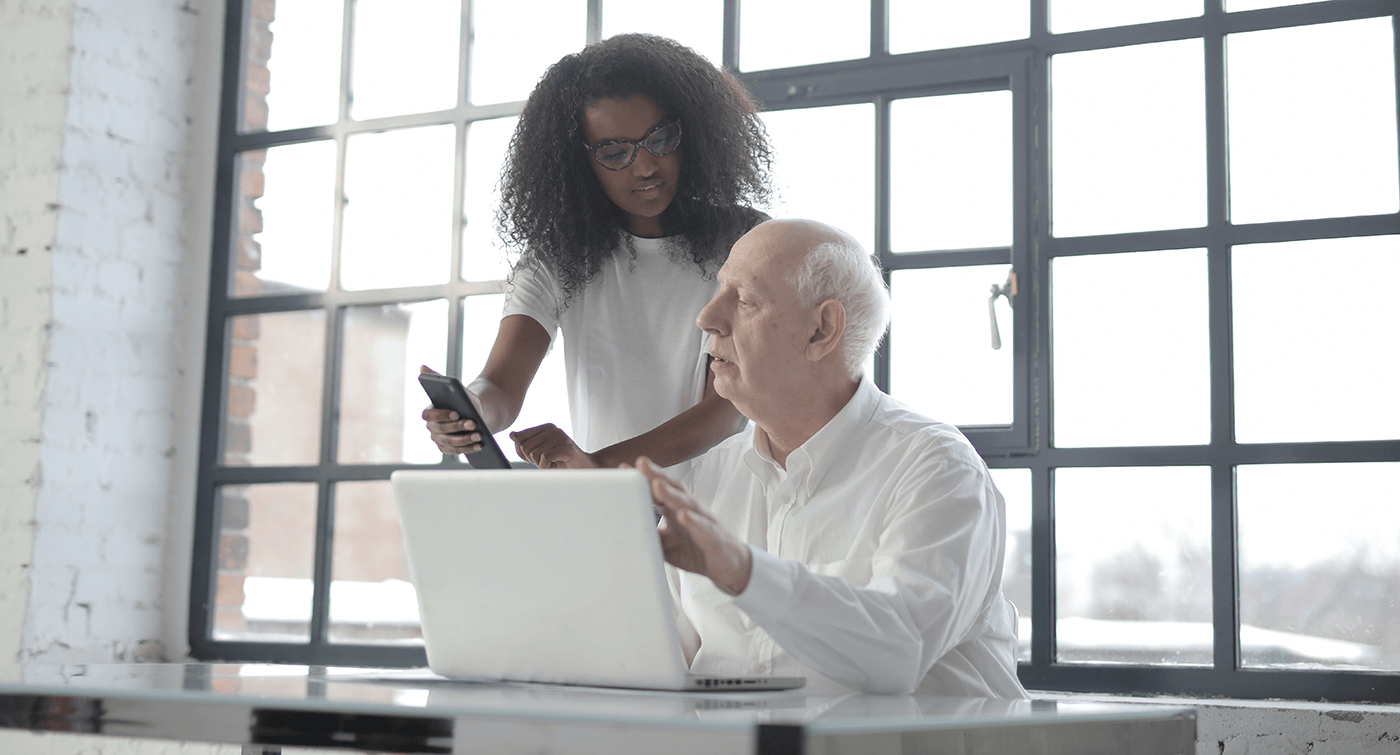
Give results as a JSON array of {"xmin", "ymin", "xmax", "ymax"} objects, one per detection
[{"xmin": 584, "ymin": 120, "xmax": 682, "ymax": 170}]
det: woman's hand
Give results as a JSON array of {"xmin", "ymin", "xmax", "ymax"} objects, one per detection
[
  {"xmin": 511, "ymin": 424, "xmax": 599, "ymax": 469},
  {"xmin": 420, "ymin": 365, "xmax": 486, "ymax": 455}
]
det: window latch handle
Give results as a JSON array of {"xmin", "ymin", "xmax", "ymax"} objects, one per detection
[{"xmin": 988, "ymin": 271, "xmax": 1017, "ymax": 351}]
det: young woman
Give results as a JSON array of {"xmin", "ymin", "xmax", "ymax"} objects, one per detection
[{"xmin": 423, "ymin": 34, "xmax": 772, "ymax": 470}]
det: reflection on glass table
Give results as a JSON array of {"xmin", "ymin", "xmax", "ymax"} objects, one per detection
[{"xmin": 0, "ymin": 663, "xmax": 1196, "ymax": 755}]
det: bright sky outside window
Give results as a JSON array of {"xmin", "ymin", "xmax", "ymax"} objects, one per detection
[
  {"xmin": 258, "ymin": 0, "xmax": 343, "ymax": 132},
  {"xmin": 1051, "ymin": 38, "xmax": 1207, "ymax": 237},
  {"xmin": 1050, "ymin": 0, "xmax": 1201, "ymax": 34},
  {"xmin": 470, "ymin": 0, "xmax": 585, "ymax": 104},
  {"xmin": 890, "ymin": 265, "xmax": 1015, "ymax": 427},
  {"xmin": 1226, "ymin": 17, "xmax": 1400, "ymax": 225},
  {"xmin": 889, "ymin": 0, "xmax": 1028, "ymax": 54},
  {"xmin": 340, "ymin": 125, "xmax": 456, "ymax": 291},
  {"xmin": 601, "ymin": 0, "xmax": 722, "ymax": 64},
  {"xmin": 890, "ymin": 91, "xmax": 1012, "ymax": 252},
  {"xmin": 760, "ymin": 104, "xmax": 876, "ymax": 255},
  {"xmin": 1052, "ymin": 249, "xmax": 1211, "ymax": 448},
  {"xmin": 738, "ymin": 0, "xmax": 868, "ymax": 71},
  {"xmin": 350, "ymin": 0, "xmax": 461, "ymax": 120}
]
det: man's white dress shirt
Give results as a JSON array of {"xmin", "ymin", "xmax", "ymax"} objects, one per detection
[{"xmin": 669, "ymin": 375, "xmax": 1027, "ymax": 698}]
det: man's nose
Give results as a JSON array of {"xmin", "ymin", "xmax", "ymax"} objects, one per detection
[{"xmin": 696, "ymin": 296, "xmax": 722, "ymax": 334}]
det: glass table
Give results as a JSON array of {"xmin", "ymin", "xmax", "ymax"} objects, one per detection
[{"xmin": 0, "ymin": 663, "xmax": 1195, "ymax": 754}]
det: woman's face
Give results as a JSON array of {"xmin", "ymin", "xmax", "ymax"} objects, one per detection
[{"xmin": 580, "ymin": 94, "xmax": 681, "ymax": 238}]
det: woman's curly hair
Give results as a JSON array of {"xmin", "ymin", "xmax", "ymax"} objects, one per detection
[{"xmin": 496, "ymin": 34, "xmax": 773, "ymax": 304}]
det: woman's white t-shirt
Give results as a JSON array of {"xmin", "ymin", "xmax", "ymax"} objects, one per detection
[{"xmin": 501, "ymin": 234, "xmax": 719, "ymax": 469}]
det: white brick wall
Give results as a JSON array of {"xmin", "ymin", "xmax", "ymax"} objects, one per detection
[
  {"xmin": 0, "ymin": 0, "xmax": 76, "ymax": 665},
  {"xmin": 0, "ymin": 0, "xmax": 218, "ymax": 666}
]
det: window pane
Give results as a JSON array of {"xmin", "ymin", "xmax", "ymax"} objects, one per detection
[
  {"xmin": 1050, "ymin": 0, "xmax": 1200, "ymax": 34},
  {"xmin": 739, "ymin": 0, "xmax": 868, "ymax": 71},
  {"xmin": 602, "ymin": 0, "xmax": 722, "ymax": 66},
  {"xmin": 349, "ymin": 0, "xmax": 460, "ymax": 120},
  {"xmin": 891, "ymin": 91, "xmax": 1011, "ymax": 253},
  {"xmin": 989, "ymin": 468, "xmax": 1032, "ymax": 663},
  {"xmin": 1238, "ymin": 463, "xmax": 1400, "ymax": 671},
  {"xmin": 890, "ymin": 265, "xmax": 1013, "ymax": 427},
  {"xmin": 1226, "ymin": 18, "xmax": 1399, "ymax": 225},
  {"xmin": 1055, "ymin": 466, "xmax": 1212, "ymax": 665},
  {"xmin": 461, "ymin": 295, "xmax": 571, "ymax": 463},
  {"xmin": 224, "ymin": 310, "xmax": 326, "ymax": 466},
  {"xmin": 1232, "ymin": 236, "xmax": 1400, "ymax": 444},
  {"xmin": 233, "ymin": 142, "xmax": 336, "ymax": 297},
  {"xmin": 214, "ymin": 483, "xmax": 318, "ymax": 643},
  {"xmin": 462, "ymin": 117, "xmax": 517, "ymax": 283},
  {"xmin": 470, "ymin": 0, "xmax": 585, "ymax": 105},
  {"xmin": 338, "ymin": 301, "xmax": 448, "ymax": 464},
  {"xmin": 1051, "ymin": 39, "xmax": 1206, "ymax": 237},
  {"xmin": 890, "ymin": 0, "xmax": 1028, "ymax": 53},
  {"xmin": 245, "ymin": 0, "xmax": 343, "ymax": 132},
  {"xmin": 1052, "ymin": 249, "xmax": 1210, "ymax": 447},
  {"xmin": 330, "ymin": 481, "xmax": 422, "ymax": 645},
  {"xmin": 341, "ymin": 125, "xmax": 455, "ymax": 291},
  {"xmin": 761, "ymin": 104, "xmax": 875, "ymax": 255}
]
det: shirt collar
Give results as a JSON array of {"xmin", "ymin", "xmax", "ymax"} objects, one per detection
[{"xmin": 740, "ymin": 373, "xmax": 883, "ymax": 497}]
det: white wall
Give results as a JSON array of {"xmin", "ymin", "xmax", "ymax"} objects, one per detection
[{"xmin": 0, "ymin": 0, "xmax": 221, "ymax": 665}]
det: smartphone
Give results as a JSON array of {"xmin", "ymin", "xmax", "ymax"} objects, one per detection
[{"xmin": 418, "ymin": 372, "xmax": 512, "ymax": 470}]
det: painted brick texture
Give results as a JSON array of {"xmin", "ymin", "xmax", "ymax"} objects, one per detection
[
  {"xmin": 15, "ymin": 0, "xmax": 206, "ymax": 665},
  {"xmin": 0, "ymin": 0, "xmax": 77, "ymax": 664}
]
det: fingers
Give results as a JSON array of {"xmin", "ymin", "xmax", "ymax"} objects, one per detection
[
  {"xmin": 419, "ymin": 365, "xmax": 440, "ymax": 375},
  {"xmin": 422, "ymin": 406, "xmax": 478, "ymax": 432},
  {"xmin": 510, "ymin": 424, "xmax": 595, "ymax": 469}
]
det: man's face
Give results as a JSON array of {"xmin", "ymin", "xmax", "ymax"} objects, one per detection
[
  {"xmin": 697, "ymin": 223, "xmax": 816, "ymax": 414},
  {"xmin": 580, "ymin": 94, "xmax": 681, "ymax": 239}
]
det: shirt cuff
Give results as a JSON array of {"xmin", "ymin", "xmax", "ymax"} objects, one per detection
[{"xmin": 731, "ymin": 545, "xmax": 800, "ymax": 620}]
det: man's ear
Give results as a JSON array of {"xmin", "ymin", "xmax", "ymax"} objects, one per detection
[{"xmin": 806, "ymin": 299, "xmax": 846, "ymax": 363}]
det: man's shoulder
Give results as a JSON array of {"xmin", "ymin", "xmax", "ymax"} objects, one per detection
[{"xmin": 866, "ymin": 392, "xmax": 985, "ymax": 471}]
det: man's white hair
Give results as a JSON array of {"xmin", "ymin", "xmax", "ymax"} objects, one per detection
[{"xmin": 790, "ymin": 229, "xmax": 891, "ymax": 380}]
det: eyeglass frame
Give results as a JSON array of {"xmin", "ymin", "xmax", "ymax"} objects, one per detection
[{"xmin": 582, "ymin": 119, "xmax": 683, "ymax": 170}]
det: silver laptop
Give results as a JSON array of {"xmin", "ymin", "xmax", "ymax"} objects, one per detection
[{"xmin": 390, "ymin": 469, "xmax": 804, "ymax": 692}]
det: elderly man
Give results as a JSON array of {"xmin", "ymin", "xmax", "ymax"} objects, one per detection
[{"xmin": 632, "ymin": 218, "xmax": 1026, "ymax": 698}]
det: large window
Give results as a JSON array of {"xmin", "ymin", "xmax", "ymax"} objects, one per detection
[{"xmin": 196, "ymin": 0, "xmax": 1400, "ymax": 701}]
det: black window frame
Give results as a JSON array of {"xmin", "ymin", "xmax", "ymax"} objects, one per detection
[{"xmin": 194, "ymin": 0, "xmax": 1400, "ymax": 701}]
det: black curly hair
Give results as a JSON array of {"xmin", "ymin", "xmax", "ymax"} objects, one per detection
[{"xmin": 496, "ymin": 34, "xmax": 773, "ymax": 305}]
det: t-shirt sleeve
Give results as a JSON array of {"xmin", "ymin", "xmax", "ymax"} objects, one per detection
[{"xmin": 501, "ymin": 259, "xmax": 562, "ymax": 342}]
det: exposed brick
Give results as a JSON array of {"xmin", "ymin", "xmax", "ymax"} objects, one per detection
[
  {"xmin": 244, "ymin": 64, "xmax": 270, "ymax": 96},
  {"xmin": 231, "ymin": 313, "xmax": 260, "ymax": 340},
  {"xmin": 240, "ymin": 164, "xmax": 265, "ymax": 199},
  {"xmin": 233, "ymin": 270, "xmax": 263, "ymax": 296},
  {"xmin": 220, "ymin": 488, "xmax": 249, "ymax": 529},
  {"xmin": 250, "ymin": 0, "xmax": 275, "ymax": 23},
  {"xmin": 228, "ymin": 343, "xmax": 257, "ymax": 379},
  {"xmin": 243, "ymin": 95, "xmax": 268, "ymax": 130},
  {"xmin": 238, "ymin": 204, "xmax": 262, "ymax": 235},
  {"xmin": 237, "ymin": 237, "xmax": 263, "ymax": 272},
  {"xmin": 227, "ymin": 383, "xmax": 255, "ymax": 418},
  {"xmin": 218, "ymin": 533, "xmax": 249, "ymax": 571},
  {"xmin": 215, "ymin": 574, "xmax": 246, "ymax": 606},
  {"xmin": 224, "ymin": 420, "xmax": 252, "ymax": 455},
  {"xmin": 213, "ymin": 609, "xmax": 247, "ymax": 636}
]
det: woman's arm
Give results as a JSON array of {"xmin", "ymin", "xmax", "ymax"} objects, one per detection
[
  {"xmin": 423, "ymin": 314, "xmax": 551, "ymax": 455},
  {"xmin": 594, "ymin": 362, "xmax": 747, "ymax": 468},
  {"xmin": 513, "ymin": 360, "xmax": 746, "ymax": 469}
]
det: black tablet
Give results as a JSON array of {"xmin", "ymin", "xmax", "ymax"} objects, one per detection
[{"xmin": 418, "ymin": 373, "xmax": 512, "ymax": 470}]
